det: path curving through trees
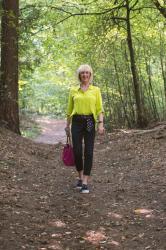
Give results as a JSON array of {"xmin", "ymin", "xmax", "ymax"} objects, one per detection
[{"xmin": 34, "ymin": 117, "xmax": 66, "ymax": 144}]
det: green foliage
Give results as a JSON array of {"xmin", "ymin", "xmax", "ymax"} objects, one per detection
[{"xmin": 19, "ymin": 0, "xmax": 166, "ymax": 128}]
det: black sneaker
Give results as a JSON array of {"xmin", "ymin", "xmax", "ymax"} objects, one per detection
[
  {"xmin": 80, "ymin": 184, "xmax": 90, "ymax": 194},
  {"xmin": 76, "ymin": 179, "xmax": 82, "ymax": 189}
]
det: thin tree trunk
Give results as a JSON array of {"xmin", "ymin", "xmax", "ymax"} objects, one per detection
[
  {"xmin": 124, "ymin": 45, "xmax": 136, "ymax": 125},
  {"xmin": 0, "ymin": 0, "xmax": 20, "ymax": 134},
  {"xmin": 125, "ymin": 0, "xmax": 147, "ymax": 127},
  {"xmin": 145, "ymin": 57, "xmax": 159, "ymax": 120},
  {"xmin": 153, "ymin": 0, "xmax": 166, "ymax": 18},
  {"xmin": 105, "ymin": 80, "xmax": 112, "ymax": 127},
  {"xmin": 113, "ymin": 52, "xmax": 131, "ymax": 127},
  {"xmin": 159, "ymin": 32, "xmax": 166, "ymax": 103},
  {"xmin": 142, "ymin": 43, "xmax": 159, "ymax": 120},
  {"xmin": 160, "ymin": 56, "xmax": 166, "ymax": 101}
]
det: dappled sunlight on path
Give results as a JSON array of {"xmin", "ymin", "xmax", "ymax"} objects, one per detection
[
  {"xmin": 0, "ymin": 126, "xmax": 165, "ymax": 249},
  {"xmin": 34, "ymin": 117, "xmax": 66, "ymax": 144}
]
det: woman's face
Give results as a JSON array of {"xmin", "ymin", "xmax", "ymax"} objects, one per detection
[{"xmin": 79, "ymin": 71, "xmax": 91, "ymax": 83}]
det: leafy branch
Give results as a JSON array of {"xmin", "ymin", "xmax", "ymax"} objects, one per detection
[{"xmin": 153, "ymin": 0, "xmax": 166, "ymax": 18}]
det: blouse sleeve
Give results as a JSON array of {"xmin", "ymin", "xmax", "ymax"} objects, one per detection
[
  {"xmin": 96, "ymin": 87, "xmax": 104, "ymax": 116},
  {"xmin": 67, "ymin": 89, "xmax": 74, "ymax": 116}
]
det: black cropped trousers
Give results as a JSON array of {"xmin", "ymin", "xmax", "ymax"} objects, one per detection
[{"xmin": 71, "ymin": 114, "xmax": 95, "ymax": 176}]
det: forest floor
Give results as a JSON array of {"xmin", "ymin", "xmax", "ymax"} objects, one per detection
[{"xmin": 0, "ymin": 118, "xmax": 166, "ymax": 250}]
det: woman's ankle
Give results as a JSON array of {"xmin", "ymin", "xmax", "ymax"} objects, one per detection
[
  {"xmin": 78, "ymin": 170, "xmax": 83, "ymax": 180},
  {"xmin": 82, "ymin": 175, "xmax": 89, "ymax": 185}
]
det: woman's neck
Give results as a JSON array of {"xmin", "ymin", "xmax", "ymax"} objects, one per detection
[{"xmin": 81, "ymin": 81, "xmax": 90, "ymax": 86}]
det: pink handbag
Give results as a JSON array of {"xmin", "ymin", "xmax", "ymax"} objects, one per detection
[{"xmin": 62, "ymin": 135, "xmax": 75, "ymax": 167}]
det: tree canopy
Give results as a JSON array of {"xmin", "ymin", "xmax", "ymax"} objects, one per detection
[{"xmin": 1, "ymin": 0, "xmax": 166, "ymax": 132}]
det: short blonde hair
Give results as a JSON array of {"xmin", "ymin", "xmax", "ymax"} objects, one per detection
[{"xmin": 77, "ymin": 64, "xmax": 93, "ymax": 83}]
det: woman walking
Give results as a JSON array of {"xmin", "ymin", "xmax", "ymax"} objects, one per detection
[{"xmin": 65, "ymin": 65, "xmax": 104, "ymax": 193}]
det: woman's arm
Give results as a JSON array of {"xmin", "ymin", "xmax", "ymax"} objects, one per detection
[
  {"xmin": 65, "ymin": 116, "xmax": 71, "ymax": 135},
  {"xmin": 96, "ymin": 88, "xmax": 105, "ymax": 134},
  {"xmin": 66, "ymin": 116, "xmax": 71, "ymax": 127},
  {"xmin": 98, "ymin": 112, "xmax": 105, "ymax": 134},
  {"xmin": 65, "ymin": 89, "xmax": 73, "ymax": 135},
  {"xmin": 98, "ymin": 112, "xmax": 104, "ymax": 123}
]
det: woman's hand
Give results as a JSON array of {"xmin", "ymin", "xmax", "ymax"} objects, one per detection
[
  {"xmin": 65, "ymin": 126, "xmax": 70, "ymax": 136},
  {"xmin": 98, "ymin": 122, "xmax": 105, "ymax": 135}
]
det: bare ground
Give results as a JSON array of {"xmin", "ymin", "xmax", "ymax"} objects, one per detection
[{"xmin": 0, "ymin": 119, "xmax": 166, "ymax": 250}]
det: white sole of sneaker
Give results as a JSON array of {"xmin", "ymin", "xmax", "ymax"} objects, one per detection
[{"xmin": 80, "ymin": 190, "xmax": 90, "ymax": 194}]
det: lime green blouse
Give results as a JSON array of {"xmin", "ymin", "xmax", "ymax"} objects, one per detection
[{"xmin": 67, "ymin": 84, "xmax": 104, "ymax": 122}]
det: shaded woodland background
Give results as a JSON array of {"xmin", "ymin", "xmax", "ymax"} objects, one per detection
[
  {"xmin": 0, "ymin": 0, "xmax": 166, "ymax": 134},
  {"xmin": 0, "ymin": 2, "xmax": 166, "ymax": 250}
]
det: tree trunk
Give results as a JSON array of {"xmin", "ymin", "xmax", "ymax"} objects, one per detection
[
  {"xmin": 159, "ymin": 32, "xmax": 166, "ymax": 103},
  {"xmin": 113, "ymin": 52, "xmax": 131, "ymax": 128},
  {"xmin": 145, "ymin": 58, "xmax": 159, "ymax": 120},
  {"xmin": 153, "ymin": 0, "xmax": 166, "ymax": 18},
  {"xmin": 105, "ymin": 80, "xmax": 112, "ymax": 128},
  {"xmin": 124, "ymin": 45, "xmax": 136, "ymax": 125},
  {"xmin": 0, "ymin": 0, "xmax": 20, "ymax": 134},
  {"xmin": 125, "ymin": 0, "xmax": 147, "ymax": 127}
]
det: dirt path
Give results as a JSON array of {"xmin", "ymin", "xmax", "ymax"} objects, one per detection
[
  {"xmin": 0, "ymin": 125, "xmax": 165, "ymax": 250},
  {"xmin": 34, "ymin": 117, "xmax": 66, "ymax": 144}
]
